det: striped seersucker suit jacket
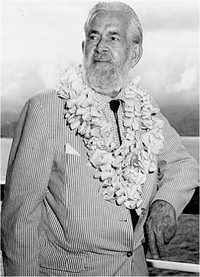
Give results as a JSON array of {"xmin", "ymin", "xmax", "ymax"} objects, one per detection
[{"xmin": 1, "ymin": 88, "xmax": 199, "ymax": 276}]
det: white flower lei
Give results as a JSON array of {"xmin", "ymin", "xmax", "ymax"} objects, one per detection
[{"xmin": 56, "ymin": 65, "xmax": 164, "ymax": 215}]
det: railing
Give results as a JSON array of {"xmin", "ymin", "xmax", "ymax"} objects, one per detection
[{"xmin": 146, "ymin": 259, "xmax": 199, "ymax": 273}]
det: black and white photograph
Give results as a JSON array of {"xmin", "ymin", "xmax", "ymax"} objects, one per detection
[{"xmin": 1, "ymin": 1, "xmax": 199, "ymax": 276}]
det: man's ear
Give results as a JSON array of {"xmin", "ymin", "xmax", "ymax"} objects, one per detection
[
  {"xmin": 131, "ymin": 44, "xmax": 143, "ymax": 68},
  {"xmin": 82, "ymin": 41, "xmax": 85, "ymax": 53}
]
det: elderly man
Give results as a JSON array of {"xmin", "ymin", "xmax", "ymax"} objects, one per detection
[{"xmin": 1, "ymin": 2, "xmax": 199, "ymax": 276}]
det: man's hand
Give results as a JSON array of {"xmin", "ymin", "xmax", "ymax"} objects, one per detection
[{"xmin": 145, "ymin": 200, "xmax": 177, "ymax": 260}]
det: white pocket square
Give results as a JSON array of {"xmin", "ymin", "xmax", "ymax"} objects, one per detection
[{"xmin": 65, "ymin": 143, "xmax": 80, "ymax": 156}]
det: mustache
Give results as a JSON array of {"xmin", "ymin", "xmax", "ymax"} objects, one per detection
[{"xmin": 92, "ymin": 52, "xmax": 113, "ymax": 63}]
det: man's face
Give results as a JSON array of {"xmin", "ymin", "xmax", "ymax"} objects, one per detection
[{"xmin": 82, "ymin": 10, "xmax": 135, "ymax": 97}]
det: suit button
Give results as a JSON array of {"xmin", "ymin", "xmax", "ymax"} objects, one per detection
[{"xmin": 127, "ymin": 251, "xmax": 133, "ymax": 257}]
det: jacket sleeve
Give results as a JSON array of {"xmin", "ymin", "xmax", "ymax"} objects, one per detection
[
  {"xmin": 1, "ymin": 96, "xmax": 53, "ymax": 276},
  {"xmin": 152, "ymin": 107, "xmax": 199, "ymax": 219}
]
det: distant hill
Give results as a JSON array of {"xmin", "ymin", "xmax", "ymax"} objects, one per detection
[
  {"xmin": 1, "ymin": 113, "xmax": 19, "ymax": 138},
  {"xmin": 1, "ymin": 113, "xmax": 19, "ymax": 125},
  {"xmin": 160, "ymin": 105, "xmax": 199, "ymax": 136},
  {"xmin": 1, "ymin": 105, "xmax": 199, "ymax": 138}
]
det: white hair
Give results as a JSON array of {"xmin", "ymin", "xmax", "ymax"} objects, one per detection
[{"xmin": 84, "ymin": 1, "xmax": 143, "ymax": 45}]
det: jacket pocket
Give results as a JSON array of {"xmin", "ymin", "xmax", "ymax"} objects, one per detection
[{"xmin": 40, "ymin": 252, "xmax": 87, "ymax": 273}]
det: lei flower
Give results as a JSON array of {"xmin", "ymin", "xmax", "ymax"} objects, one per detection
[{"xmin": 56, "ymin": 65, "xmax": 164, "ymax": 215}]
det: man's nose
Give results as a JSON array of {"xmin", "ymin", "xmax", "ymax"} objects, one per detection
[{"xmin": 95, "ymin": 38, "xmax": 108, "ymax": 53}]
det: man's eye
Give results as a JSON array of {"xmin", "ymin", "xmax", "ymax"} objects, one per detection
[
  {"xmin": 111, "ymin": 37, "xmax": 119, "ymax": 41},
  {"xmin": 89, "ymin": 35, "xmax": 99, "ymax": 40}
]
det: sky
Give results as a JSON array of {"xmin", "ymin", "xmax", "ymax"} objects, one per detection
[{"xmin": 1, "ymin": 0, "xmax": 199, "ymax": 114}]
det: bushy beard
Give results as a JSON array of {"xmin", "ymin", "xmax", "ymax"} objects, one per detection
[{"xmin": 83, "ymin": 51, "xmax": 132, "ymax": 95}]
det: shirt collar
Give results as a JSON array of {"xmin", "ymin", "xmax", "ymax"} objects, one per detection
[{"xmin": 94, "ymin": 87, "xmax": 126, "ymax": 110}]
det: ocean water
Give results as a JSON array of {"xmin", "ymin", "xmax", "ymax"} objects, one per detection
[{"xmin": 1, "ymin": 138, "xmax": 13, "ymax": 183}]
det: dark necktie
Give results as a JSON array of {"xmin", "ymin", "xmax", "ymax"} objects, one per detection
[
  {"xmin": 109, "ymin": 100, "xmax": 122, "ymax": 145},
  {"xmin": 109, "ymin": 99, "xmax": 139, "ymax": 229}
]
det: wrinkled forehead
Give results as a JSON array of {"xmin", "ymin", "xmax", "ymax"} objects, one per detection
[{"xmin": 87, "ymin": 10, "xmax": 130, "ymax": 36}]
